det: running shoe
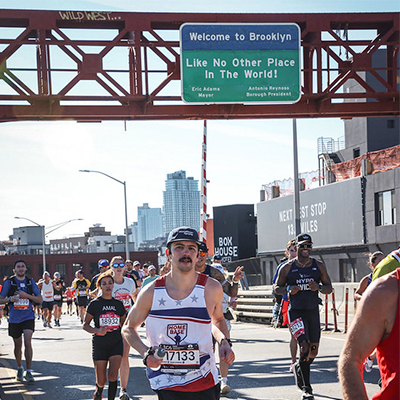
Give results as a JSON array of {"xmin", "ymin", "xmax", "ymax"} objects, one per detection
[
  {"xmin": 301, "ymin": 391, "xmax": 314, "ymax": 400},
  {"xmin": 93, "ymin": 391, "xmax": 103, "ymax": 400},
  {"xmin": 220, "ymin": 382, "xmax": 231, "ymax": 395},
  {"xmin": 119, "ymin": 391, "xmax": 130, "ymax": 400},
  {"xmin": 25, "ymin": 371, "xmax": 35, "ymax": 383},
  {"xmin": 293, "ymin": 362, "xmax": 304, "ymax": 391},
  {"xmin": 16, "ymin": 367, "xmax": 24, "ymax": 382},
  {"xmin": 48, "ymin": 323, "xmax": 52, "ymax": 329},
  {"xmin": 43, "ymin": 321, "xmax": 47, "ymax": 328},
  {"xmin": 364, "ymin": 357, "xmax": 373, "ymax": 372}
]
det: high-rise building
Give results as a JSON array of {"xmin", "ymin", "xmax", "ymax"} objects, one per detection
[
  {"xmin": 128, "ymin": 221, "xmax": 138, "ymax": 251},
  {"xmin": 163, "ymin": 170, "xmax": 200, "ymax": 234},
  {"xmin": 136, "ymin": 203, "xmax": 163, "ymax": 248}
]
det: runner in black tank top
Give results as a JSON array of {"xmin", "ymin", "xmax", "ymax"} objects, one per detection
[{"xmin": 274, "ymin": 234, "xmax": 332, "ymax": 400}]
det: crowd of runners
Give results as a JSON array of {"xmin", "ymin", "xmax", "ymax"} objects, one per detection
[{"xmin": 0, "ymin": 227, "xmax": 398, "ymax": 400}]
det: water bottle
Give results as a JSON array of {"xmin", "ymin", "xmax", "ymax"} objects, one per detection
[{"xmin": 150, "ymin": 347, "xmax": 166, "ymax": 371}]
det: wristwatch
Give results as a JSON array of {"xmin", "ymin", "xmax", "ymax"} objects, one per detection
[
  {"xmin": 221, "ymin": 338, "xmax": 233, "ymax": 347},
  {"xmin": 143, "ymin": 347, "xmax": 155, "ymax": 366}
]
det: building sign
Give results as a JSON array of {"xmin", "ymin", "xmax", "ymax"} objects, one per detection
[
  {"xmin": 180, "ymin": 23, "xmax": 301, "ymax": 104},
  {"xmin": 213, "ymin": 204, "xmax": 256, "ymax": 262},
  {"xmin": 257, "ymin": 178, "xmax": 364, "ymax": 253},
  {"xmin": 215, "ymin": 235, "xmax": 239, "ymax": 262}
]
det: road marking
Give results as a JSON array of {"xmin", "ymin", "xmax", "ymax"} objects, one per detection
[{"xmin": 0, "ymin": 358, "xmax": 35, "ymax": 400}]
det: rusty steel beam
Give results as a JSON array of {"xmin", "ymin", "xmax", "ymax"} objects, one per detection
[{"xmin": 0, "ymin": 9, "xmax": 398, "ymax": 122}]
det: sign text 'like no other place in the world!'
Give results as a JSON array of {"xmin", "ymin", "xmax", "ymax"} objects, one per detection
[{"xmin": 180, "ymin": 23, "xmax": 301, "ymax": 104}]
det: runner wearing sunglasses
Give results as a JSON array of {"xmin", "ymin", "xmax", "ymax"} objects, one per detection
[
  {"xmin": 110, "ymin": 256, "xmax": 137, "ymax": 400},
  {"xmin": 274, "ymin": 234, "xmax": 332, "ymax": 400}
]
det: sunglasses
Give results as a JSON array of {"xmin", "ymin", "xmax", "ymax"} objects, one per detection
[
  {"xmin": 199, "ymin": 251, "xmax": 207, "ymax": 257},
  {"xmin": 299, "ymin": 243, "xmax": 312, "ymax": 249},
  {"xmin": 112, "ymin": 263, "xmax": 125, "ymax": 268}
]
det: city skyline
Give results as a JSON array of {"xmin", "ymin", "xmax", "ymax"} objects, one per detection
[{"xmin": 0, "ymin": 0, "xmax": 397, "ymax": 242}]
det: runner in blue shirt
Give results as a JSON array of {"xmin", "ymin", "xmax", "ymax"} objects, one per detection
[{"xmin": 0, "ymin": 259, "xmax": 42, "ymax": 383}]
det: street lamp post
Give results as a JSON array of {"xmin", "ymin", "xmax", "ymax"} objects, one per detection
[
  {"xmin": 14, "ymin": 217, "xmax": 83, "ymax": 269},
  {"xmin": 79, "ymin": 169, "xmax": 130, "ymax": 261}
]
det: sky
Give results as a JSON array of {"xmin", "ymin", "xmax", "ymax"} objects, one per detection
[{"xmin": 0, "ymin": 0, "xmax": 398, "ymax": 242}]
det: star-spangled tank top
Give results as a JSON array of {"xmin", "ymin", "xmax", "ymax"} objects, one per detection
[
  {"xmin": 372, "ymin": 268, "xmax": 400, "ymax": 400},
  {"xmin": 145, "ymin": 273, "xmax": 219, "ymax": 392}
]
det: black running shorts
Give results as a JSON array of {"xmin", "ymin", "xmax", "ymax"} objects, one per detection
[
  {"xmin": 92, "ymin": 336, "xmax": 123, "ymax": 361},
  {"xmin": 288, "ymin": 307, "xmax": 321, "ymax": 344},
  {"xmin": 41, "ymin": 301, "xmax": 54, "ymax": 311},
  {"xmin": 77, "ymin": 296, "xmax": 88, "ymax": 308},
  {"xmin": 9, "ymin": 319, "xmax": 35, "ymax": 339}
]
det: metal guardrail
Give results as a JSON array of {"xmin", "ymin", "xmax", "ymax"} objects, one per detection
[
  {"xmin": 233, "ymin": 285, "xmax": 275, "ymax": 323},
  {"xmin": 232, "ymin": 283, "xmax": 358, "ymax": 327}
]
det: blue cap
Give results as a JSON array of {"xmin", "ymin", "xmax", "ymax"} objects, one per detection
[
  {"xmin": 98, "ymin": 259, "xmax": 109, "ymax": 270},
  {"xmin": 166, "ymin": 227, "xmax": 201, "ymax": 247}
]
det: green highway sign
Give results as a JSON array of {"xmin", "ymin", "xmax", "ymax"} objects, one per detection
[{"xmin": 180, "ymin": 23, "xmax": 301, "ymax": 104}]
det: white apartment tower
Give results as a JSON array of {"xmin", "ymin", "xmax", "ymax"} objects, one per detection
[
  {"xmin": 163, "ymin": 170, "xmax": 200, "ymax": 234},
  {"xmin": 136, "ymin": 203, "xmax": 163, "ymax": 248}
]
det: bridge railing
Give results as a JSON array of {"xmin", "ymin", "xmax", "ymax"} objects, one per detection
[{"xmin": 232, "ymin": 283, "xmax": 358, "ymax": 329}]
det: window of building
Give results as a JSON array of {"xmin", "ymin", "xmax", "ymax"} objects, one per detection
[
  {"xmin": 375, "ymin": 190, "xmax": 396, "ymax": 226},
  {"xmin": 56, "ymin": 263, "xmax": 67, "ymax": 277},
  {"xmin": 90, "ymin": 262, "xmax": 98, "ymax": 277},
  {"xmin": 72, "ymin": 263, "xmax": 83, "ymax": 274},
  {"xmin": 339, "ymin": 259, "xmax": 355, "ymax": 282},
  {"xmin": 387, "ymin": 119, "xmax": 395, "ymax": 129},
  {"xmin": 0, "ymin": 265, "xmax": 14, "ymax": 279},
  {"xmin": 353, "ymin": 147, "xmax": 360, "ymax": 158}
]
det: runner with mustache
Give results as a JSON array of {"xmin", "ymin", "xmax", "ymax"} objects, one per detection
[{"xmin": 122, "ymin": 226, "xmax": 234, "ymax": 400}]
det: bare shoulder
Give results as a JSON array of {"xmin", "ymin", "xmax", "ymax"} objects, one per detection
[
  {"xmin": 357, "ymin": 274, "xmax": 369, "ymax": 287},
  {"xmin": 314, "ymin": 258, "xmax": 326, "ymax": 269},
  {"xmin": 356, "ymin": 269, "xmax": 398, "ymax": 332},
  {"xmin": 204, "ymin": 275, "xmax": 223, "ymax": 302},
  {"xmin": 363, "ymin": 269, "xmax": 398, "ymax": 306},
  {"xmin": 280, "ymin": 259, "xmax": 293, "ymax": 273},
  {"xmin": 137, "ymin": 279, "xmax": 156, "ymax": 301},
  {"xmin": 205, "ymin": 275, "xmax": 223, "ymax": 292}
]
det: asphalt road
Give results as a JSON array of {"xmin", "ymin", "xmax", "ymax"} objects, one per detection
[{"xmin": 0, "ymin": 313, "xmax": 381, "ymax": 400}]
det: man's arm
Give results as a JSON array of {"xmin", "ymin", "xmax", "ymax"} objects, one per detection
[
  {"xmin": 121, "ymin": 283, "xmax": 159, "ymax": 368},
  {"xmin": 316, "ymin": 261, "xmax": 333, "ymax": 294},
  {"xmin": 0, "ymin": 280, "xmax": 11, "ymax": 304},
  {"xmin": 308, "ymin": 261, "xmax": 333, "ymax": 294},
  {"xmin": 223, "ymin": 266, "xmax": 244, "ymax": 297},
  {"xmin": 354, "ymin": 275, "xmax": 369, "ymax": 301},
  {"xmin": 206, "ymin": 278, "xmax": 235, "ymax": 366},
  {"xmin": 274, "ymin": 263, "xmax": 293, "ymax": 295},
  {"xmin": 338, "ymin": 272, "xmax": 398, "ymax": 399}
]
